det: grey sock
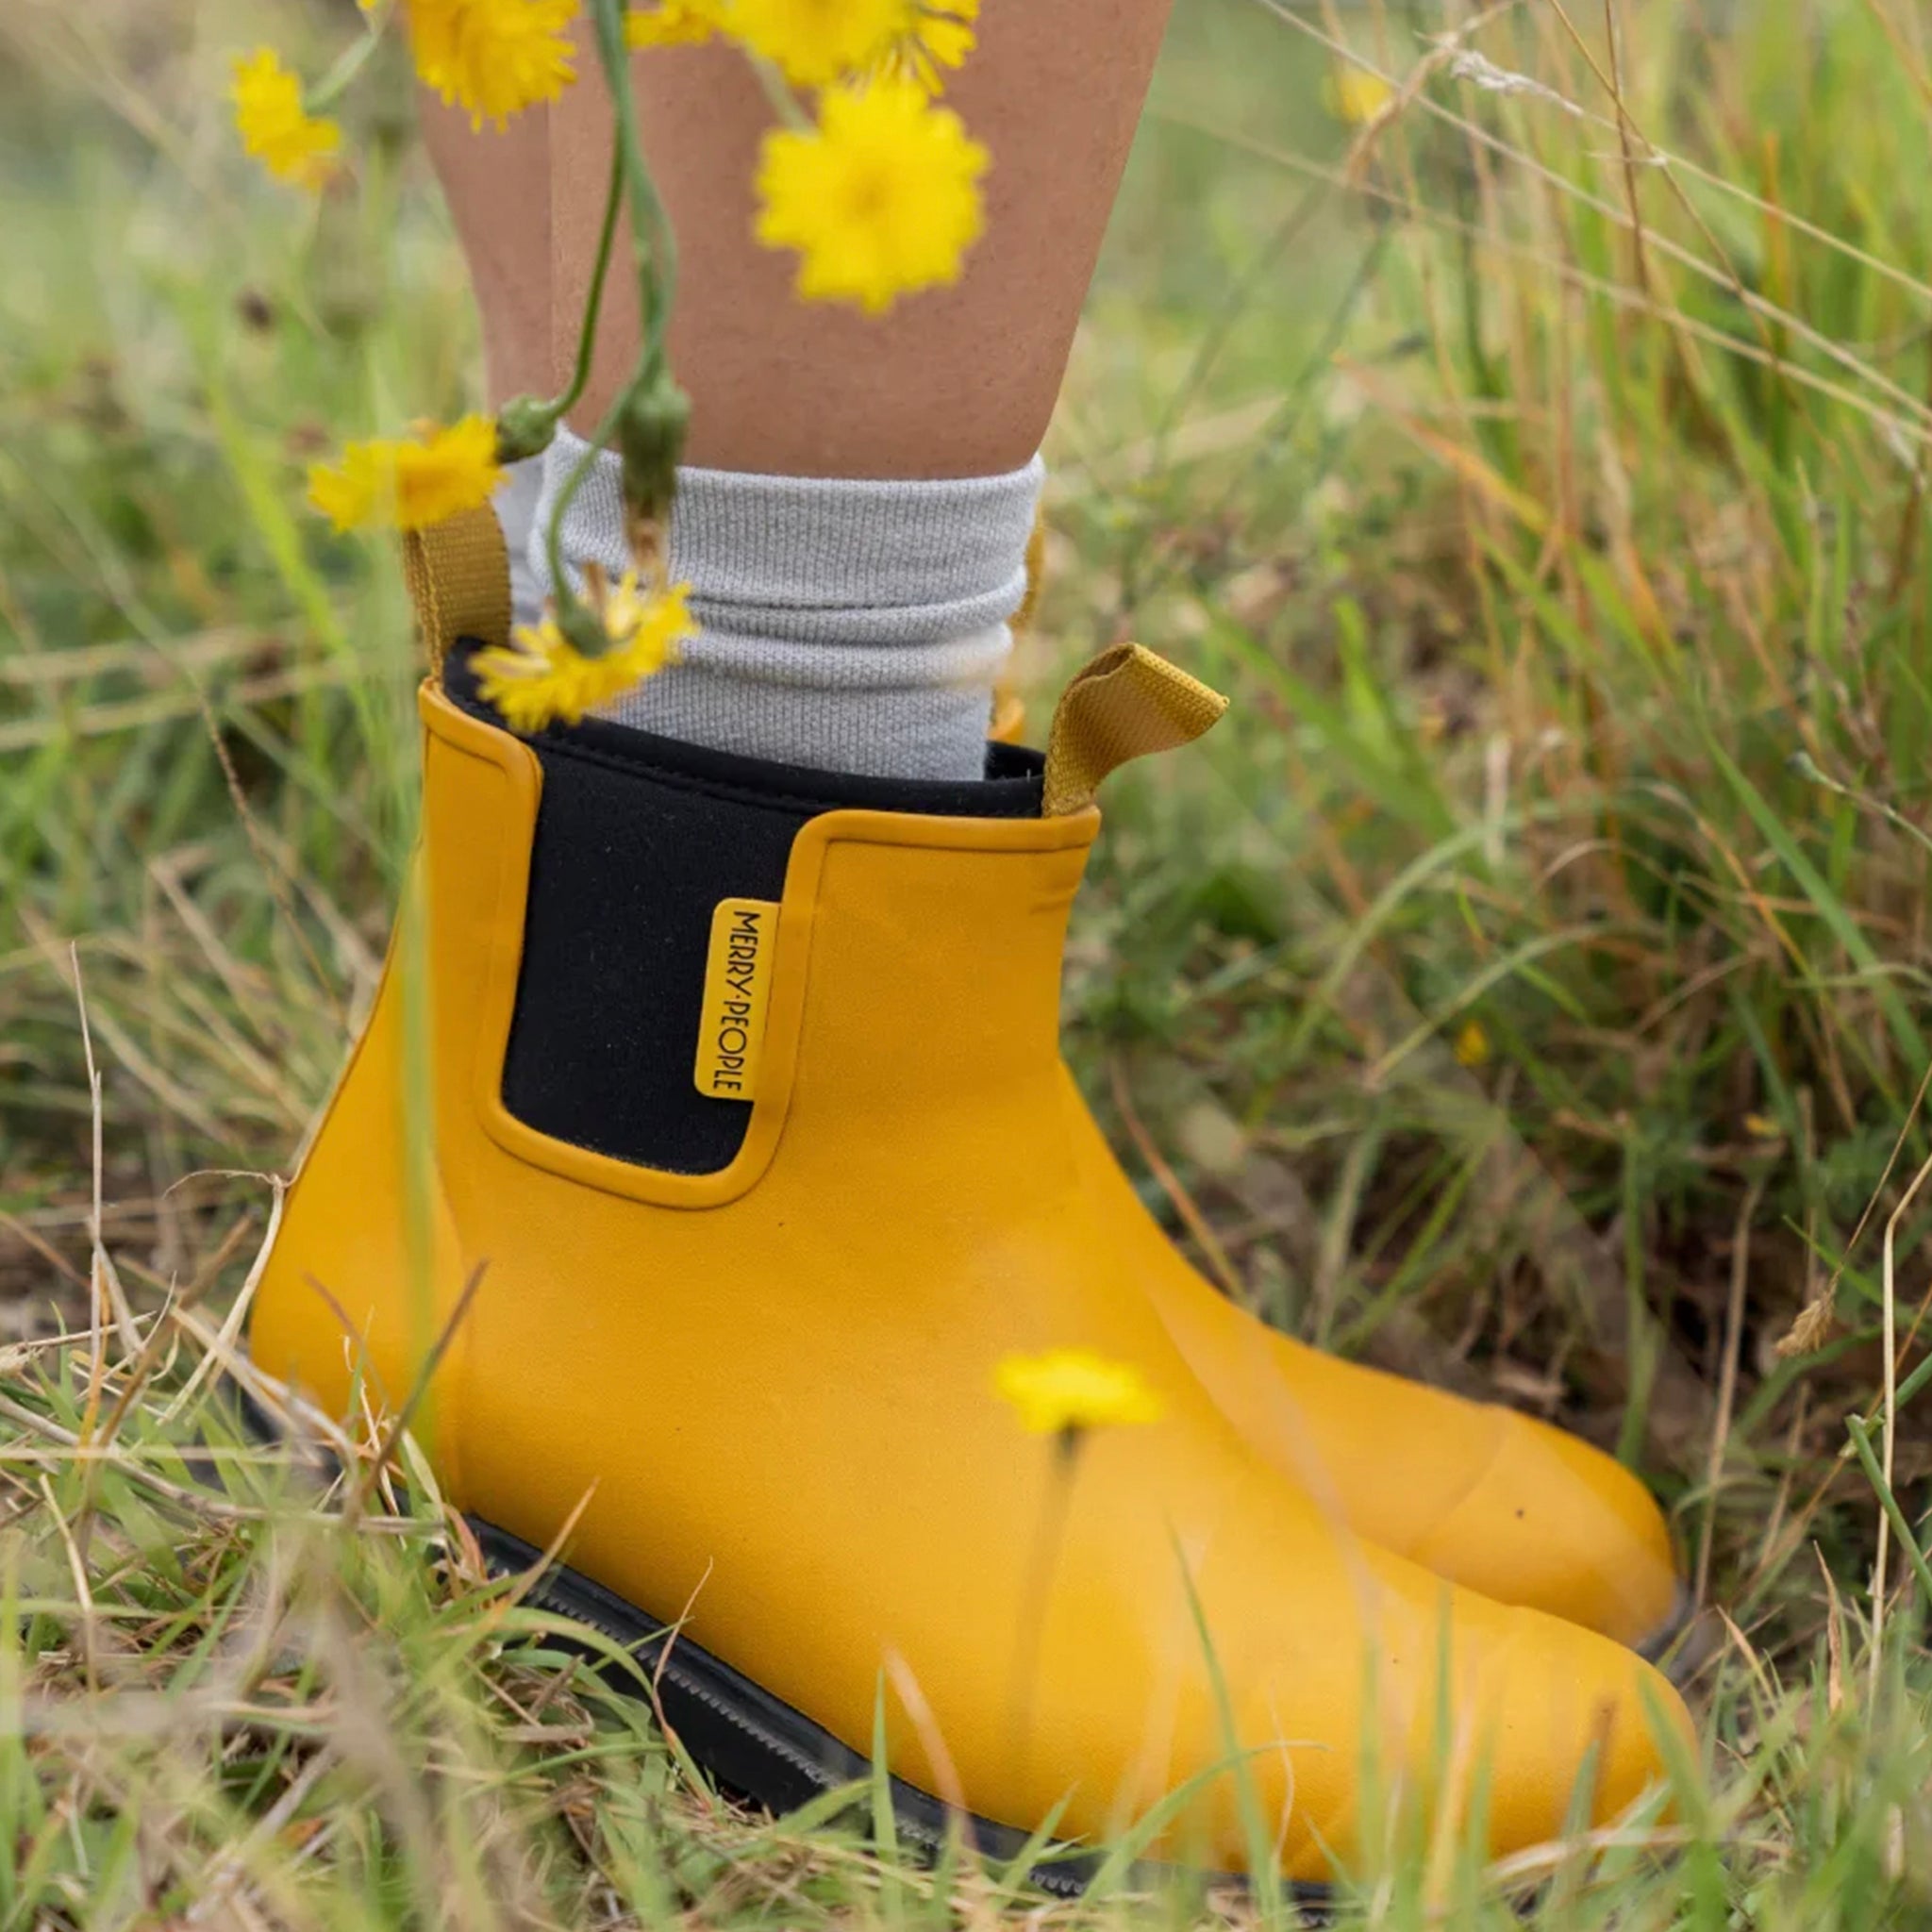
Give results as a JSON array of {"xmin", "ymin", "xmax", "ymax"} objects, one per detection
[
  {"xmin": 491, "ymin": 455, "xmax": 547, "ymax": 633},
  {"xmin": 526, "ymin": 426, "xmax": 1043, "ymax": 779}
]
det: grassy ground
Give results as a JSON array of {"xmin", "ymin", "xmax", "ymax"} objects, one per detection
[{"xmin": 6, "ymin": 0, "xmax": 1932, "ymax": 1921}]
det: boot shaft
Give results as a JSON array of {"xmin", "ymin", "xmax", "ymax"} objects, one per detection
[{"xmin": 420, "ymin": 649, "xmax": 1100, "ymax": 1198}]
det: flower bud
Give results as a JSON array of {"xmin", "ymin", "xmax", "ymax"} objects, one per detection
[
  {"xmin": 494, "ymin": 395, "xmax": 559, "ymax": 465},
  {"xmin": 616, "ymin": 370, "xmax": 691, "ymax": 531}
]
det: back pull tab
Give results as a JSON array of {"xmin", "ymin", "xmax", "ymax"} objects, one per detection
[
  {"xmin": 400, "ymin": 505, "xmax": 513, "ymax": 672},
  {"xmin": 1041, "ymin": 643, "xmax": 1229, "ymax": 818}
]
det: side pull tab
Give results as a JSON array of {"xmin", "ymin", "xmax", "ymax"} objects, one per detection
[
  {"xmin": 1041, "ymin": 643, "xmax": 1229, "ymax": 817},
  {"xmin": 400, "ymin": 505, "xmax": 512, "ymax": 672}
]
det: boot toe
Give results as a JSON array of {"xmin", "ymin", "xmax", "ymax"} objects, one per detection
[
  {"xmin": 1202, "ymin": 1552, "xmax": 1691, "ymax": 1876},
  {"xmin": 1469, "ymin": 1603, "xmax": 1692, "ymax": 1852},
  {"xmin": 1406, "ymin": 1410, "xmax": 1681, "ymax": 1652}
]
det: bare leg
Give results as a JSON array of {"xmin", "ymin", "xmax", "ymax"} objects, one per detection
[
  {"xmin": 553, "ymin": 2, "xmax": 1176, "ymax": 477},
  {"xmin": 423, "ymin": 3, "xmax": 1175, "ymax": 773}
]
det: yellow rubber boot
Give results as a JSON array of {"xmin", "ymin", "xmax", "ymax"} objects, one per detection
[{"xmin": 249, "ymin": 555, "xmax": 1691, "ymax": 1887}]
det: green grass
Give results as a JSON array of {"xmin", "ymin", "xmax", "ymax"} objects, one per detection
[{"xmin": 7, "ymin": 0, "xmax": 1932, "ymax": 1920}]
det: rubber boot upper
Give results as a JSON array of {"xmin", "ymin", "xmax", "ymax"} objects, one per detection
[{"xmin": 249, "ymin": 666, "xmax": 1693, "ymax": 1882}]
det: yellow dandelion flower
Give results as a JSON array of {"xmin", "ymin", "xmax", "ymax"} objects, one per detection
[
  {"xmin": 994, "ymin": 1349, "xmax": 1165, "ymax": 1439},
  {"xmin": 475, "ymin": 575, "xmax": 693, "ymax": 732},
  {"xmin": 307, "ymin": 415, "xmax": 505, "ymax": 534},
  {"xmin": 1324, "ymin": 65, "xmax": 1394, "ymax": 126},
  {"xmin": 755, "ymin": 76, "xmax": 986, "ymax": 314},
  {"xmin": 401, "ymin": 0, "xmax": 577, "ymax": 130},
  {"xmin": 625, "ymin": 0, "xmax": 723, "ymax": 45},
  {"xmin": 875, "ymin": 0, "xmax": 977, "ymax": 92},
  {"xmin": 1453, "ymin": 1018, "xmax": 1490, "ymax": 1068},
  {"xmin": 230, "ymin": 48, "xmax": 341, "ymax": 192},
  {"xmin": 728, "ymin": 0, "xmax": 912, "ymax": 88}
]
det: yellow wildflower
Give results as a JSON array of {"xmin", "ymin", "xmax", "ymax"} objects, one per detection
[
  {"xmin": 625, "ymin": 0, "xmax": 724, "ymax": 45},
  {"xmin": 307, "ymin": 415, "xmax": 505, "ymax": 534},
  {"xmin": 1453, "ymin": 1018, "xmax": 1490, "ymax": 1068},
  {"xmin": 475, "ymin": 575, "xmax": 693, "ymax": 732},
  {"xmin": 729, "ymin": 0, "xmax": 912, "ymax": 88},
  {"xmin": 401, "ymin": 0, "xmax": 578, "ymax": 130},
  {"xmin": 1324, "ymin": 65, "xmax": 1394, "ymax": 126},
  {"xmin": 756, "ymin": 77, "xmax": 987, "ymax": 314},
  {"xmin": 994, "ymin": 1349, "xmax": 1165, "ymax": 1439},
  {"xmin": 875, "ymin": 0, "xmax": 977, "ymax": 92},
  {"xmin": 230, "ymin": 48, "xmax": 341, "ymax": 192}
]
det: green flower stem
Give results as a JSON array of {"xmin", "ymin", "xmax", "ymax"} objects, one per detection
[
  {"xmin": 562, "ymin": 140, "xmax": 628, "ymax": 419},
  {"xmin": 500, "ymin": 132, "xmax": 625, "ymax": 541},
  {"xmin": 590, "ymin": 0, "xmax": 677, "ymax": 366},
  {"xmin": 500, "ymin": 140, "xmax": 625, "ymax": 474},
  {"xmin": 541, "ymin": 0, "xmax": 687, "ymax": 656},
  {"xmin": 543, "ymin": 388, "xmax": 631, "ymax": 657},
  {"xmin": 1846, "ymin": 1413, "xmax": 1932, "ymax": 1610}
]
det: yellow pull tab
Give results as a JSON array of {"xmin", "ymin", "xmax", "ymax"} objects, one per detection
[
  {"xmin": 1041, "ymin": 643, "xmax": 1228, "ymax": 817},
  {"xmin": 400, "ymin": 505, "xmax": 512, "ymax": 672},
  {"xmin": 694, "ymin": 898, "xmax": 780, "ymax": 1100}
]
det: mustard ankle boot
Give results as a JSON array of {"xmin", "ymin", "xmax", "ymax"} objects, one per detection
[{"xmin": 249, "ymin": 553, "xmax": 1691, "ymax": 1886}]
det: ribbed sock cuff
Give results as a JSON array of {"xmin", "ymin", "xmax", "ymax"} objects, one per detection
[{"xmin": 527, "ymin": 429, "xmax": 1043, "ymax": 779}]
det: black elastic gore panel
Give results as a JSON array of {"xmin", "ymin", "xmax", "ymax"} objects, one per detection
[{"xmin": 442, "ymin": 642, "xmax": 1043, "ymax": 1176}]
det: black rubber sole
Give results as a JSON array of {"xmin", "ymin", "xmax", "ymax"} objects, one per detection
[
  {"xmin": 1634, "ymin": 1584, "xmax": 1696, "ymax": 1676},
  {"xmin": 471, "ymin": 1519, "xmax": 1108, "ymax": 1896}
]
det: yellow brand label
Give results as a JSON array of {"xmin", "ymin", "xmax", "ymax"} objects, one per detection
[{"xmin": 693, "ymin": 897, "xmax": 779, "ymax": 1101}]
